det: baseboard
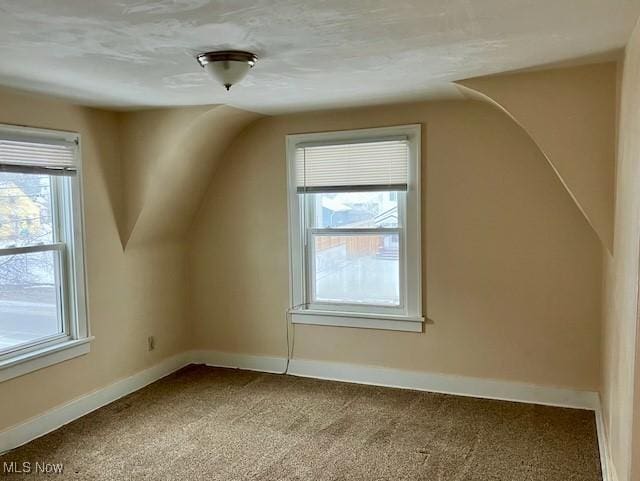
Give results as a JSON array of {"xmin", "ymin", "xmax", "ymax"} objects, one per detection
[
  {"xmin": 285, "ymin": 358, "xmax": 599, "ymax": 410},
  {"xmin": 189, "ymin": 350, "xmax": 599, "ymax": 410},
  {"xmin": 0, "ymin": 352, "xmax": 193, "ymax": 454},
  {"xmin": 594, "ymin": 398, "xmax": 616, "ymax": 481},
  {"xmin": 192, "ymin": 349, "xmax": 287, "ymax": 374}
]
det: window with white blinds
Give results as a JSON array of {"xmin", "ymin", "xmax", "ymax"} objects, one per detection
[
  {"xmin": 295, "ymin": 138, "xmax": 409, "ymax": 193},
  {"xmin": 286, "ymin": 124, "xmax": 423, "ymax": 333},
  {"xmin": 0, "ymin": 124, "xmax": 89, "ymax": 383},
  {"xmin": 0, "ymin": 126, "xmax": 78, "ymax": 176}
]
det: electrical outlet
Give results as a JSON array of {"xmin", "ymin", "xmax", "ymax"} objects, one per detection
[{"xmin": 147, "ymin": 336, "xmax": 155, "ymax": 351}]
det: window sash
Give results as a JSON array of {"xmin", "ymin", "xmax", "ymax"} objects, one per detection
[
  {"xmin": 0, "ymin": 331, "xmax": 71, "ymax": 361},
  {"xmin": 0, "ymin": 172, "xmax": 75, "ymax": 357},
  {"xmin": 0, "ymin": 243, "xmax": 69, "ymax": 357},
  {"xmin": 0, "ymin": 242, "xmax": 64, "ymax": 256},
  {"xmin": 306, "ymin": 227, "xmax": 405, "ymax": 312},
  {"xmin": 302, "ymin": 189, "xmax": 407, "ymax": 313}
]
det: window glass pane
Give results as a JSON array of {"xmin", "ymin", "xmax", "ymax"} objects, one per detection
[
  {"xmin": 311, "ymin": 191, "xmax": 399, "ymax": 228},
  {"xmin": 313, "ymin": 234, "xmax": 400, "ymax": 306},
  {"xmin": 0, "ymin": 250, "xmax": 62, "ymax": 352},
  {"xmin": 0, "ymin": 172, "xmax": 54, "ymax": 248}
]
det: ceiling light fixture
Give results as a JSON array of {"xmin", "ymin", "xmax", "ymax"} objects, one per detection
[{"xmin": 196, "ymin": 50, "xmax": 257, "ymax": 91}]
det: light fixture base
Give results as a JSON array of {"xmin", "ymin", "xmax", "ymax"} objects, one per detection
[
  {"xmin": 196, "ymin": 50, "xmax": 257, "ymax": 91},
  {"xmin": 196, "ymin": 50, "xmax": 258, "ymax": 67}
]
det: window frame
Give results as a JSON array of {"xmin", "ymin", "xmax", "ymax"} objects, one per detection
[
  {"xmin": 0, "ymin": 124, "xmax": 91, "ymax": 382},
  {"xmin": 286, "ymin": 124, "xmax": 423, "ymax": 332}
]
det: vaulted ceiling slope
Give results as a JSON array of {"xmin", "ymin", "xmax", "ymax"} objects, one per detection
[
  {"xmin": 0, "ymin": 0, "xmax": 638, "ymax": 114},
  {"xmin": 116, "ymin": 62, "xmax": 616, "ymax": 253},
  {"xmin": 457, "ymin": 62, "xmax": 617, "ymax": 252},
  {"xmin": 119, "ymin": 105, "xmax": 261, "ymax": 247}
]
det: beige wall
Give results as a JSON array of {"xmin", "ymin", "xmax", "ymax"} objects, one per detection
[
  {"xmin": 602, "ymin": 18, "xmax": 640, "ymax": 481},
  {"xmin": 189, "ymin": 99, "xmax": 603, "ymax": 391},
  {"xmin": 0, "ymin": 88, "xmax": 190, "ymax": 431}
]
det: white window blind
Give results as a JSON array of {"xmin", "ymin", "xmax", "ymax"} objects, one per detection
[
  {"xmin": 295, "ymin": 137, "xmax": 409, "ymax": 193},
  {"xmin": 0, "ymin": 127, "xmax": 78, "ymax": 176}
]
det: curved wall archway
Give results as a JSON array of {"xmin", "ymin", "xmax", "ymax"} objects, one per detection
[
  {"xmin": 455, "ymin": 62, "xmax": 617, "ymax": 252},
  {"xmin": 119, "ymin": 105, "xmax": 262, "ymax": 248}
]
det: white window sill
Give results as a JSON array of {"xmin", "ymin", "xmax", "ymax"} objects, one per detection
[
  {"xmin": 0, "ymin": 337, "xmax": 93, "ymax": 383},
  {"xmin": 289, "ymin": 309, "xmax": 424, "ymax": 332}
]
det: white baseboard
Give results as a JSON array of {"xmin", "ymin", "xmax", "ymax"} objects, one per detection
[
  {"xmin": 0, "ymin": 352, "xmax": 193, "ymax": 454},
  {"xmin": 286, "ymin": 358, "xmax": 599, "ymax": 410},
  {"xmin": 594, "ymin": 399, "xmax": 616, "ymax": 481},
  {"xmin": 1, "ymin": 349, "xmax": 608, "ymax": 479},
  {"xmin": 191, "ymin": 350, "xmax": 599, "ymax": 410},
  {"xmin": 193, "ymin": 349, "xmax": 287, "ymax": 374}
]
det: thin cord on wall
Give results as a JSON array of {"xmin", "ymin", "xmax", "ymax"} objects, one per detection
[
  {"xmin": 284, "ymin": 303, "xmax": 306, "ymax": 374},
  {"xmin": 284, "ymin": 310, "xmax": 294, "ymax": 374}
]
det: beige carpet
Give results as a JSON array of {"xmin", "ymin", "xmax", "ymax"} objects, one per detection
[{"xmin": 0, "ymin": 365, "xmax": 601, "ymax": 480}]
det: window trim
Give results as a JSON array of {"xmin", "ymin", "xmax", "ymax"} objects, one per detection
[
  {"xmin": 286, "ymin": 124, "xmax": 423, "ymax": 332},
  {"xmin": 0, "ymin": 337, "xmax": 92, "ymax": 383},
  {"xmin": 0, "ymin": 124, "xmax": 91, "ymax": 382}
]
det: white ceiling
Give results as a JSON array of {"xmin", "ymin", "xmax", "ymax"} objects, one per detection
[{"xmin": 0, "ymin": 0, "xmax": 638, "ymax": 114}]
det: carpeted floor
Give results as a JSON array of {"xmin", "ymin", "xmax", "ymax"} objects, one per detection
[{"xmin": 0, "ymin": 365, "xmax": 602, "ymax": 480}]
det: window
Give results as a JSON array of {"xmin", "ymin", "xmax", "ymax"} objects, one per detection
[
  {"xmin": 287, "ymin": 125, "xmax": 422, "ymax": 332},
  {"xmin": 0, "ymin": 124, "xmax": 90, "ymax": 382}
]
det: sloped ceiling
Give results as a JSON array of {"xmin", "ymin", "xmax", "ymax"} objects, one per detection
[
  {"xmin": 456, "ymin": 62, "xmax": 617, "ymax": 251},
  {"xmin": 119, "ymin": 104, "xmax": 261, "ymax": 247},
  {"xmin": 118, "ymin": 62, "xmax": 617, "ymax": 252}
]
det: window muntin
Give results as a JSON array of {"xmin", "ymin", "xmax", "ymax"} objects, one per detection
[
  {"xmin": 287, "ymin": 125, "xmax": 422, "ymax": 328},
  {"xmin": 0, "ymin": 125, "xmax": 88, "ymax": 363}
]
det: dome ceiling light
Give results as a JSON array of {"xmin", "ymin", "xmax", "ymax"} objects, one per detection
[{"xmin": 196, "ymin": 50, "xmax": 258, "ymax": 91}]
